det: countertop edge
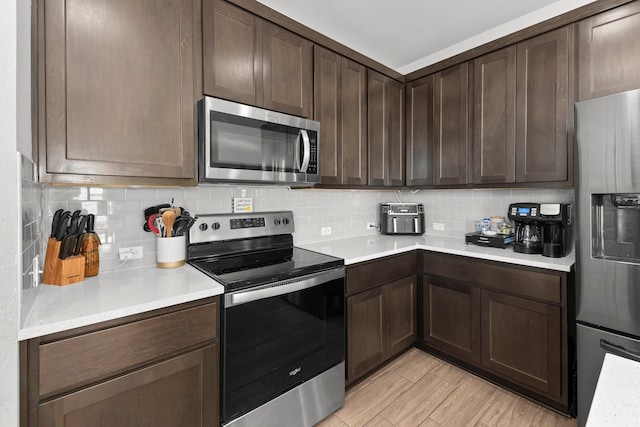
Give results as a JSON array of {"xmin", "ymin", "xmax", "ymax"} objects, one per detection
[
  {"xmin": 18, "ymin": 287, "xmax": 223, "ymax": 341},
  {"xmin": 300, "ymin": 234, "xmax": 574, "ymax": 272}
]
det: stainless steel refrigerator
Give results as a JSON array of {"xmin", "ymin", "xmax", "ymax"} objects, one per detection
[{"xmin": 575, "ymin": 89, "xmax": 640, "ymax": 426}]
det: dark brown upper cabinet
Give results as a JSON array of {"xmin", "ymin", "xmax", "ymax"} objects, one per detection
[
  {"xmin": 203, "ymin": 0, "xmax": 312, "ymax": 118},
  {"xmin": 313, "ymin": 46, "xmax": 367, "ymax": 185},
  {"xmin": 472, "ymin": 47, "xmax": 516, "ymax": 185},
  {"xmin": 203, "ymin": 0, "xmax": 262, "ymax": 106},
  {"xmin": 433, "ymin": 63, "xmax": 471, "ymax": 186},
  {"xmin": 368, "ymin": 71, "xmax": 405, "ymax": 186},
  {"xmin": 472, "ymin": 27, "xmax": 572, "ymax": 185},
  {"xmin": 578, "ymin": 1, "xmax": 640, "ymax": 100},
  {"xmin": 36, "ymin": 0, "xmax": 200, "ymax": 186},
  {"xmin": 515, "ymin": 26, "xmax": 572, "ymax": 183},
  {"xmin": 405, "ymin": 75, "xmax": 434, "ymax": 187}
]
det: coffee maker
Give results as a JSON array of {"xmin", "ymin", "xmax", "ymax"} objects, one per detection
[{"xmin": 507, "ymin": 203, "xmax": 572, "ymax": 257}]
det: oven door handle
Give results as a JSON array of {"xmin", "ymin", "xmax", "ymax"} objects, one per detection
[{"xmin": 225, "ymin": 267, "xmax": 345, "ymax": 307}]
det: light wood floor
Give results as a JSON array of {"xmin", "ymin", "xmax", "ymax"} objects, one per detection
[{"xmin": 316, "ymin": 348, "xmax": 577, "ymax": 427}]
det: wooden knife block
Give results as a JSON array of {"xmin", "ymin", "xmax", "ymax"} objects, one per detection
[{"xmin": 42, "ymin": 237, "xmax": 85, "ymax": 286}]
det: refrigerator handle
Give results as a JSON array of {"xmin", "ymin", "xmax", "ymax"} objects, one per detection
[{"xmin": 600, "ymin": 339, "xmax": 640, "ymax": 362}]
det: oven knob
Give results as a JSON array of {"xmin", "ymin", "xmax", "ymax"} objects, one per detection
[
  {"xmin": 212, "ymin": 222, "xmax": 221, "ymax": 230},
  {"xmin": 199, "ymin": 223, "xmax": 208, "ymax": 232},
  {"xmin": 274, "ymin": 218, "xmax": 281, "ymax": 225},
  {"xmin": 282, "ymin": 218, "xmax": 289, "ymax": 225}
]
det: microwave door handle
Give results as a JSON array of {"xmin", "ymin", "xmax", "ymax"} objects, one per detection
[
  {"xmin": 299, "ymin": 130, "xmax": 311, "ymax": 173},
  {"xmin": 414, "ymin": 217, "xmax": 419, "ymax": 233}
]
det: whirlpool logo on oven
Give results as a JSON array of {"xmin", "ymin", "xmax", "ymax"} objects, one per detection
[{"xmin": 289, "ymin": 367, "xmax": 302, "ymax": 377}]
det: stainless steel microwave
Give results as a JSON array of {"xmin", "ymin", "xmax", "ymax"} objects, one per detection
[{"xmin": 198, "ymin": 96, "xmax": 320, "ymax": 186}]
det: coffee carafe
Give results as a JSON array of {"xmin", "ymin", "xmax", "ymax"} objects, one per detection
[
  {"xmin": 508, "ymin": 203, "xmax": 572, "ymax": 257},
  {"xmin": 514, "ymin": 223, "xmax": 542, "ymax": 253}
]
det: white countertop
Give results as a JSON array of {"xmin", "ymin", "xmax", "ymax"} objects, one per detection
[
  {"xmin": 299, "ymin": 234, "xmax": 574, "ymax": 272},
  {"xmin": 586, "ymin": 353, "xmax": 640, "ymax": 426},
  {"xmin": 20, "ymin": 233, "xmax": 573, "ymax": 341},
  {"xmin": 19, "ymin": 264, "xmax": 224, "ymax": 341}
]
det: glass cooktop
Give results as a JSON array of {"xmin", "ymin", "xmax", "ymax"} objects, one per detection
[{"xmin": 189, "ymin": 246, "xmax": 343, "ymax": 292}]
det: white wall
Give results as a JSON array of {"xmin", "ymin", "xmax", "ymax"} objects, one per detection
[{"xmin": 0, "ymin": 0, "xmax": 23, "ymax": 424}]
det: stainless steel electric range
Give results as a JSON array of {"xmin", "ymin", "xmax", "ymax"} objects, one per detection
[{"xmin": 187, "ymin": 211, "xmax": 345, "ymax": 427}]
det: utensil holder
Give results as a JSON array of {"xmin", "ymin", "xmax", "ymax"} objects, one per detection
[
  {"xmin": 42, "ymin": 237, "xmax": 86, "ymax": 286},
  {"xmin": 156, "ymin": 236, "xmax": 186, "ymax": 269}
]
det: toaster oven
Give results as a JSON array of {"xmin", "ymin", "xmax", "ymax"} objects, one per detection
[{"xmin": 380, "ymin": 203, "xmax": 425, "ymax": 235}]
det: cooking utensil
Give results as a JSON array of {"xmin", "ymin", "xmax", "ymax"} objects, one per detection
[
  {"xmin": 74, "ymin": 234, "xmax": 86, "ymax": 256},
  {"xmin": 50, "ymin": 209, "xmax": 64, "ymax": 238},
  {"xmin": 162, "ymin": 210, "xmax": 176, "ymax": 238},
  {"xmin": 55, "ymin": 211, "xmax": 71, "ymax": 241},
  {"xmin": 148, "ymin": 213, "xmax": 160, "ymax": 236},
  {"xmin": 59, "ymin": 234, "xmax": 77, "ymax": 259},
  {"xmin": 172, "ymin": 216, "xmax": 194, "ymax": 237}
]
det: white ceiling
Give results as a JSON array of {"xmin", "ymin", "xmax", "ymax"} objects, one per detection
[{"xmin": 256, "ymin": 0, "xmax": 597, "ymax": 74}]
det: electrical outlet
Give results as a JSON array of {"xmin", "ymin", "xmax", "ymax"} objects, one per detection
[
  {"xmin": 433, "ymin": 222, "xmax": 445, "ymax": 231},
  {"xmin": 366, "ymin": 222, "xmax": 377, "ymax": 230},
  {"xmin": 321, "ymin": 226, "xmax": 332, "ymax": 236},
  {"xmin": 119, "ymin": 246, "xmax": 144, "ymax": 261}
]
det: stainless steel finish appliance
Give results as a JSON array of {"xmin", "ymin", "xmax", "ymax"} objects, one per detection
[
  {"xmin": 187, "ymin": 211, "xmax": 345, "ymax": 427},
  {"xmin": 507, "ymin": 203, "xmax": 572, "ymax": 257},
  {"xmin": 198, "ymin": 96, "xmax": 320, "ymax": 186},
  {"xmin": 575, "ymin": 89, "xmax": 640, "ymax": 426},
  {"xmin": 380, "ymin": 203, "xmax": 425, "ymax": 235}
]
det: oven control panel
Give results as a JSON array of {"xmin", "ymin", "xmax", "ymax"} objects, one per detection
[{"xmin": 189, "ymin": 211, "xmax": 295, "ymax": 244}]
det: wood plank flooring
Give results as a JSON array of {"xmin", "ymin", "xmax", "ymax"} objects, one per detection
[{"xmin": 316, "ymin": 348, "xmax": 577, "ymax": 427}]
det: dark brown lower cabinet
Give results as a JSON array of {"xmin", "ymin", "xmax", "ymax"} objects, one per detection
[
  {"xmin": 481, "ymin": 290, "xmax": 562, "ymax": 398},
  {"xmin": 21, "ymin": 298, "xmax": 220, "ymax": 427},
  {"xmin": 38, "ymin": 346, "xmax": 215, "ymax": 426},
  {"xmin": 420, "ymin": 251, "xmax": 573, "ymax": 414},
  {"xmin": 346, "ymin": 252, "xmax": 417, "ymax": 384},
  {"xmin": 422, "ymin": 276, "xmax": 481, "ymax": 364}
]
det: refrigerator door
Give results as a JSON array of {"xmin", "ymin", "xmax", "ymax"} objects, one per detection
[
  {"xmin": 577, "ymin": 323, "xmax": 640, "ymax": 427},
  {"xmin": 575, "ymin": 89, "xmax": 640, "ymax": 336}
]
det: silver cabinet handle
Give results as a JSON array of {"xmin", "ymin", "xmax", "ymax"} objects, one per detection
[{"xmin": 600, "ymin": 339, "xmax": 640, "ymax": 362}]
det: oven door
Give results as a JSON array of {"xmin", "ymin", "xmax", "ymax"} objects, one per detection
[{"xmin": 221, "ymin": 268, "xmax": 345, "ymax": 424}]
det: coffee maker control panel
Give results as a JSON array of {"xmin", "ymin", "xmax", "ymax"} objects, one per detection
[
  {"xmin": 508, "ymin": 203, "xmax": 571, "ymax": 224},
  {"xmin": 510, "ymin": 204, "xmax": 539, "ymax": 218}
]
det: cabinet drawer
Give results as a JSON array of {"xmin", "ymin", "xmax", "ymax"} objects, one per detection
[
  {"xmin": 423, "ymin": 252, "xmax": 561, "ymax": 303},
  {"xmin": 347, "ymin": 252, "xmax": 417, "ymax": 295},
  {"xmin": 39, "ymin": 302, "xmax": 217, "ymax": 398}
]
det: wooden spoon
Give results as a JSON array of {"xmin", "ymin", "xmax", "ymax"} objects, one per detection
[{"xmin": 162, "ymin": 210, "xmax": 176, "ymax": 238}]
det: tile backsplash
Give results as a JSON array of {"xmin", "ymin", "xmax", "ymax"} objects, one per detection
[{"xmin": 42, "ymin": 185, "xmax": 574, "ymax": 275}]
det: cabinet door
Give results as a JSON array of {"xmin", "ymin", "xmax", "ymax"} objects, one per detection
[
  {"xmin": 578, "ymin": 1, "xmax": 640, "ymax": 100},
  {"xmin": 347, "ymin": 287, "xmax": 385, "ymax": 382},
  {"xmin": 262, "ymin": 22, "xmax": 313, "ymax": 118},
  {"xmin": 473, "ymin": 47, "xmax": 516, "ymax": 184},
  {"xmin": 515, "ymin": 27, "xmax": 570, "ymax": 183},
  {"xmin": 369, "ymin": 71, "xmax": 404, "ymax": 187},
  {"xmin": 434, "ymin": 63, "xmax": 470, "ymax": 185},
  {"xmin": 481, "ymin": 290, "xmax": 562, "ymax": 398},
  {"xmin": 385, "ymin": 276, "xmax": 417, "ymax": 357},
  {"xmin": 314, "ymin": 46, "xmax": 342, "ymax": 184},
  {"xmin": 406, "ymin": 75, "xmax": 434, "ymax": 186},
  {"xmin": 203, "ymin": 0, "xmax": 263, "ymax": 105},
  {"xmin": 387, "ymin": 79, "xmax": 405, "ymax": 187},
  {"xmin": 38, "ymin": 346, "xmax": 217, "ymax": 427},
  {"xmin": 340, "ymin": 57, "xmax": 368, "ymax": 185},
  {"xmin": 368, "ymin": 71, "xmax": 387, "ymax": 186},
  {"xmin": 422, "ymin": 276, "xmax": 481, "ymax": 364},
  {"xmin": 38, "ymin": 0, "xmax": 198, "ymax": 185}
]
